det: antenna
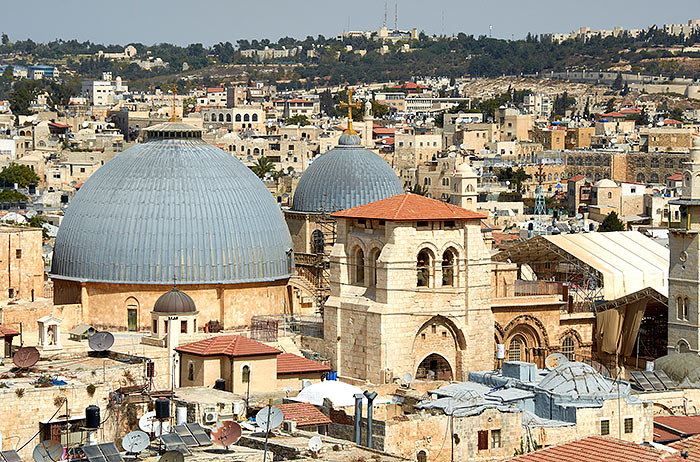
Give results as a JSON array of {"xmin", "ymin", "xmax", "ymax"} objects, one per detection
[
  {"xmin": 13, "ymin": 346, "xmax": 40, "ymax": 368},
  {"xmin": 88, "ymin": 332, "xmax": 115, "ymax": 352},
  {"xmin": 383, "ymin": 0, "xmax": 387, "ymax": 27},
  {"xmin": 122, "ymin": 431, "xmax": 150, "ymax": 454},
  {"xmin": 394, "ymin": 1, "xmax": 398, "ymax": 30},
  {"xmin": 308, "ymin": 436, "xmax": 323, "ymax": 452},
  {"xmin": 212, "ymin": 421, "xmax": 242, "ymax": 448}
]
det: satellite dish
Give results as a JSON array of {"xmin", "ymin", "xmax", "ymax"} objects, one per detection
[
  {"xmin": 212, "ymin": 420, "xmax": 242, "ymax": 447},
  {"xmin": 122, "ymin": 430, "xmax": 150, "ymax": 453},
  {"xmin": 89, "ymin": 332, "xmax": 115, "ymax": 352},
  {"xmin": 401, "ymin": 373, "xmax": 413, "ymax": 386},
  {"xmin": 308, "ymin": 436, "xmax": 323, "ymax": 452},
  {"xmin": 158, "ymin": 451, "xmax": 184, "ymax": 462},
  {"xmin": 301, "ymin": 379, "xmax": 312, "ymax": 389},
  {"xmin": 139, "ymin": 411, "xmax": 170, "ymax": 435},
  {"xmin": 33, "ymin": 441, "xmax": 63, "ymax": 462},
  {"xmin": 255, "ymin": 406, "xmax": 284, "ymax": 433},
  {"xmin": 13, "ymin": 346, "xmax": 40, "ymax": 368},
  {"xmin": 544, "ymin": 353, "xmax": 569, "ymax": 369}
]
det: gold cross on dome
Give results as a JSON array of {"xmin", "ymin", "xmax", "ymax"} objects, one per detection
[{"xmin": 339, "ymin": 88, "xmax": 361, "ymax": 135}]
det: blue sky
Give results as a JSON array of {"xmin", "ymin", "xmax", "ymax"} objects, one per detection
[{"xmin": 1, "ymin": 0, "xmax": 697, "ymax": 46}]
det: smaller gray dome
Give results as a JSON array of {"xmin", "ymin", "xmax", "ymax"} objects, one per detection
[
  {"xmin": 655, "ymin": 353, "xmax": 700, "ymax": 384},
  {"xmin": 153, "ymin": 287, "xmax": 197, "ymax": 314},
  {"xmin": 538, "ymin": 362, "xmax": 613, "ymax": 396}
]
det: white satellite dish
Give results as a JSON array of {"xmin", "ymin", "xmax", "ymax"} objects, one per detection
[
  {"xmin": 301, "ymin": 379, "xmax": 312, "ymax": 389},
  {"xmin": 139, "ymin": 411, "xmax": 170, "ymax": 435},
  {"xmin": 308, "ymin": 436, "xmax": 323, "ymax": 452},
  {"xmin": 122, "ymin": 430, "xmax": 150, "ymax": 453},
  {"xmin": 255, "ymin": 406, "xmax": 284, "ymax": 433},
  {"xmin": 33, "ymin": 441, "xmax": 63, "ymax": 462},
  {"xmin": 402, "ymin": 372, "xmax": 413, "ymax": 386}
]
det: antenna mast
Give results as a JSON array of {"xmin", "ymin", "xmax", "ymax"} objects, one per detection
[
  {"xmin": 384, "ymin": 0, "xmax": 387, "ymax": 27},
  {"xmin": 394, "ymin": 2, "xmax": 398, "ymax": 30}
]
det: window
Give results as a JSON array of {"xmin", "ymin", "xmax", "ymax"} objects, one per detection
[
  {"xmin": 181, "ymin": 320, "xmax": 187, "ymax": 333},
  {"xmin": 417, "ymin": 450, "xmax": 427, "ymax": 462},
  {"xmin": 187, "ymin": 362, "xmax": 194, "ymax": 381},
  {"xmin": 607, "ymin": 192, "xmax": 612, "ymax": 199},
  {"xmin": 442, "ymin": 249, "xmax": 456, "ymax": 287},
  {"xmin": 80, "ymin": 168, "xmax": 86, "ymax": 173},
  {"xmin": 679, "ymin": 297, "xmax": 688, "ymax": 321},
  {"xmin": 665, "ymin": 158, "xmax": 674, "ymax": 169},
  {"xmin": 508, "ymin": 337, "xmax": 523, "ymax": 362},
  {"xmin": 242, "ymin": 365, "xmax": 250, "ymax": 383},
  {"xmin": 15, "ymin": 249, "xmax": 21, "ymax": 259},
  {"xmin": 417, "ymin": 221, "xmax": 429, "ymax": 227},
  {"xmin": 226, "ymin": 114, "xmax": 232, "ymax": 122},
  {"xmin": 152, "ymin": 319, "xmax": 158, "ymax": 333},
  {"xmin": 490, "ymin": 429, "xmax": 501, "ymax": 449},
  {"xmin": 562, "ymin": 336, "xmax": 575, "ymax": 361},
  {"xmin": 684, "ymin": 297, "xmax": 690, "ymax": 321},
  {"xmin": 235, "ymin": 114, "xmax": 242, "ymax": 122},
  {"xmin": 624, "ymin": 418, "xmax": 633, "ymax": 434},
  {"xmin": 311, "ymin": 230, "xmax": 325, "ymax": 254},
  {"xmin": 650, "ymin": 158, "xmax": 659, "ymax": 168},
  {"xmin": 244, "ymin": 113, "xmax": 250, "ymax": 122},
  {"xmin": 636, "ymin": 158, "xmax": 645, "ymax": 168},
  {"xmin": 477, "ymin": 430, "xmax": 488, "ymax": 450},
  {"xmin": 417, "ymin": 249, "xmax": 433, "ymax": 287},
  {"xmin": 353, "ymin": 247, "xmax": 365, "ymax": 285},
  {"xmin": 600, "ymin": 419, "xmax": 610, "ymax": 435},
  {"xmin": 8, "ymin": 288, "xmax": 13, "ymax": 299}
]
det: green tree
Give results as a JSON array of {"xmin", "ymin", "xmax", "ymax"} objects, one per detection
[
  {"xmin": 285, "ymin": 114, "xmax": 310, "ymax": 126},
  {"xmin": 250, "ymin": 156, "xmax": 275, "ymax": 178},
  {"xmin": 605, "ymin": 98, "xmax": 616, "ymax": 113},
  {"xmin": 496, "ymin": 167, "xmax": 531, "ymax": 193},
  {"xmin": 9, "ymin": 80, "xmax": 40, "ymax": 116},
  {"xmin": 0, "ymin": 163, "xmax": 40, "ymax": 188},
  {"xmin": 599, "ymin": 211, "xmax": 625, "ymax": 232},
  {"xmin": 27, "ymin": 214, "xmax": 49, "ymax": 239},
  {"xmin": 611, "ymin": 72, "xmax": 623, "ymax": 90},
  {"xmin": 0, "ymin": 189, "xmax": 27, "ymax": 202},
  {"xmin": 370, "ymin": 101, "xmax": 389, "ymax": 118}
]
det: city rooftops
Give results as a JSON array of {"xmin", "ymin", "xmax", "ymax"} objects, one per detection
[
  {"xmin": 175, "ymin": 335, "xmax": 281, "ymax": 358},
  {"xmin": 332, "ymin": 193, "xmax": 487, "ymax": 222}
]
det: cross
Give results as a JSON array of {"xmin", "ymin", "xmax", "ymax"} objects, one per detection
[{"xmin": 338, "ymin": 88, "xmax": 362, "ymax": 135}]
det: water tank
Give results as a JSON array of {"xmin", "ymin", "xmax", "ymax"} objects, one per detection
[
  {"xmin": 85, "ymin": 405, "xmax": 100, "ymax": 429},
  {"xmin": 214, "ymin": 379, "xmax": 226, "ymax": 391},
  {"xmin": 176, "ymin": 406, "xmax": 187, "ymax": 425},
  {"xmin": 155, "ymin": 398, "xmax": 170, "ymax": 420}
]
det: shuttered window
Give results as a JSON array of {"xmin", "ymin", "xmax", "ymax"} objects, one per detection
[{"xmin": 477, "ymin": 430, "xmax": 488, "ymax": 450}]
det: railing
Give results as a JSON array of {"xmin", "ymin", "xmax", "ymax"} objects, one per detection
[
  {"xmin": 250, "ymin": 314, "xmax": 324, "ymax": 341},
  {"xmin": 493, "ymin": 280, "xmax": 567, "ymax": 299}
]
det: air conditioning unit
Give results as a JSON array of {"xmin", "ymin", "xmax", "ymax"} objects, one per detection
[
  {"xmin": 203, "ymin": 407, "xmax": 218, "ymax": 424},
  {"xmin": 283, "ymin": 420, "xmax": 297, "ymax": 433}
]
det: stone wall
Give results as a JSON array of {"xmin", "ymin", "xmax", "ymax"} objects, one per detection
[{"xmin": 0, "ymin": 227, "xmax": 44, "ymax": 303}]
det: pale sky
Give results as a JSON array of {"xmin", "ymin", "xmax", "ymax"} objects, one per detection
[{"xmin": 0, "ymin": 0, "xmax": 697, "ymax": 46}]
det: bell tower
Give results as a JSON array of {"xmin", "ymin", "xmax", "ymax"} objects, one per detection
[
  {"xmin": 668, "ymin": 135, "xmax": 700, "ymax": 353},
  {"xmin": 451, "ymin": 161, "xmax": 479, "ymax": 211}
]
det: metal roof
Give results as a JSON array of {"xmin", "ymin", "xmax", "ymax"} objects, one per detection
[
  {"xmin": 495, "ymin": 231, "xmax": 669, "ymax": 300},
  {"xmin": 290, "ymin": 140, "xmax": 404, "ymax": 214},
  {"xmin": 51, "ymin": 134, "xmax": 293, "ymax": 285}
]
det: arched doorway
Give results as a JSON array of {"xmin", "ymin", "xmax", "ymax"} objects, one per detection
[
  {"xmin": 416, "ymin": 354, "xmax": 452, "ymax": 381},
  {"xmin": 125, "ymin": 297, "xmax": 140, "ymax": 331}
]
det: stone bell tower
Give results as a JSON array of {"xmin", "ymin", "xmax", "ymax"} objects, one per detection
[
  {"xmin": 452, "ymin": 161, "xmax": 479, "ymax": 211},
  {"xmin": 668, "ymin": 135, "xmax": 700, "ymax": 353}
]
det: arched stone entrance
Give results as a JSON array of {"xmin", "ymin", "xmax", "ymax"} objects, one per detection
[
  {"xmin": 411, "ymin": 315, "xmax": 466, "ymax": 380},
  {"xmin": 416, "ymin": 353, "xmax": 453, "ymax": 381}
]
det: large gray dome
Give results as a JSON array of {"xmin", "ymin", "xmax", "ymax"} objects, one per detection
[
  {"xmin": 51, "ymin": 122, "xmax": 293, "ymax": 285},
  {"xmin": 290, "ymin": 134, "xmax": 403, "ymax": 213}
]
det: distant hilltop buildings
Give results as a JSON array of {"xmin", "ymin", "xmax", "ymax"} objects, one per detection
[
  {"xmin": 543, "ymin": 18, "xmax": 700, "ymax": 43},
  {"xmin": 338, "ymin": 26, "xmax": 419, "ymax": 43}
]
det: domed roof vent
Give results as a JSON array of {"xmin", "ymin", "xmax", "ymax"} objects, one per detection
[
  {"xmin": 538, "ymin": 362, "xmax": 613, "ymax": 396},
  {"xmin": 153, "ymin": 287, "xmax": 197, "ymax": 314}
]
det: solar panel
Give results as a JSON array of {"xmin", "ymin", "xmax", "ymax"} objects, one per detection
[
  {"xmin": 160, "ymin": 433, "xmax": 191, "ymax": 456},
  {"xmin": 1, "ymin": 450, "xmax": 23, "ymax": 462},
  {"xmin": 98, "ymin": 443, "xmax": 123, "ymax": 462},
  {"xmin": 185, "ymin": 423, "xmax": 213, "ymax": 447},
  {"xmin": 655, "ymin": 371, "xmax": 677, "ymax": 389},
  {"xmin": 83, "ymin": 445, "xmax": 106, "ymax": 462},
  {"xmin": 173, "ymin": 425, "xmax": 198, "ymax": 447},
  {"xmin": 646, "ymin": 373, "xmax": 666, "ymax": 390},
  {"xmin": 630, "ymin": 371, "xmax": 654, "ymax": 391}
]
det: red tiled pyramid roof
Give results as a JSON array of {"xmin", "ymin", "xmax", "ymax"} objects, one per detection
[
  {"xmin": 0, "ymin": 326, "xmax": 19, "ymax": 338},
  {"xmin": 276, "ymin": 402, "xmax": 331, "ymax": 427},
  {"xmin": 332, "ymin": 193, "xmax": 486, "ymax": 221},
  {"xmin": 277, "ymin": 353, "xmax": 330, "ymax": 374},
  {"xmin": 175, "ymin": 335, "xmax": 281, "ymax": 357}
]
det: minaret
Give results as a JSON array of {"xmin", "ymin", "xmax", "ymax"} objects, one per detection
[
  {"xmin": 452, "ymin": 161, "xmax": 478, "ymax": 211},
  {"xmin": 363, "ymin": 102, "xmax": 374, "ymax": 148},
  {"xmin": 668, "ymin": 135, "xmax": 700, "ymax": 353}
]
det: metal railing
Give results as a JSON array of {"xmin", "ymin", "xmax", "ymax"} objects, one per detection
[{"xmin": 250, "ymin": 314, "xmax": 324, "ymax": 342}]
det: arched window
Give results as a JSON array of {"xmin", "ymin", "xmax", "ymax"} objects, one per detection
[
  {"xmin": 367, "ymin": 248, "xmax": 381, "ymax": 287},
  {"xmin": 253, "ymin": 147, "xmax": 260, "ymax": 154},
  {"xmin": 218, "ymin": 113, "xmax": 224, "ymax": 122},
  {"xmin": 244, "ymin": 113, "xmax": 250, "ymax": 122},
  {"xmin": 417, "ymin": 249, "xmax": 433, "ymax": 287},
  {"xmin": 242, "ymin": 365, "xmax": 250, "ymax": 383},
  {"xmin": 665, "ymin": 158, "xmax": 674, "ymax": 169},
  {"xmin": 353, "ymin": 247, "xmax": 365, "ymax": 285},
  {"xmin": 607, "ymin": 192, "xmax": 612, "ymax": 199},
  {"xmin": 548, "ymin": 173, "xmax": 552, "ymax": 181},
  {"xmin": 226, "ymin": 113, "xmax": 232, "ymax": 122},
  {"xmin": 677, "ymin": 296, "xmax": 684, "ymax": 320},
  {"xmin": 554, "ymin": 173, "xmax": 559, "ymax": 181},
  {"xmin": 252, "ymin": 113, "xmax": 259, "ymax": 122},
  {"xmin": 636, "ymin": 157, "xmax": 645, "ymax": 168},
  {"xmin": 311, "ymin": 230, "xmax": 325, "ymax": 254},
  {"xmin": 678, "ymin": 340, "xmax": 691, "ymax": 353},
  {"xmin": 562, "ymin": 336, "xmax": 575, "ymax": 361},
  {"xmin": 417, "ymin": 450, "xmax": 427, "ymax": 462},
  {"xmin": 235, "ymin": 114, "xmax": 242, "ymax": 122},
  {"xmin": 508, "ymin": 336, "xmax": 523, "ymax": 362},
  {"xmin": 203, "ymin": 113, "xmax": 209, "ymax": 122},
  {"xmin": 187, "ymin": 361, "xmax": 195, "ymax": 381},
  {"xmin": 441, "ymin": 249, "xmax": 456, "ymax": 287},
  {"xmin": 594, "ymin": 173, "xmax": 601, "ymax": 182},
  {"xmin": 684, "ymin": 297, "xmax": 690, "ymax": 321},
  {"xmin": 650, "ymin": 173, "xmax": 659, "ymax": 183},
  {"xmin": 637, "ymin": 173, "xmax": 646, "ymax": 184},
  {"xmin": 650, "ymin": 158, "xmax": 659, "ymax": 168}
]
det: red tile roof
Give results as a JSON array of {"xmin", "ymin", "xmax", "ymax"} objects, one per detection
[
  {"xmin": 600, "ymin": 111, "xmax": 626, "ymax": 118},
  {"xmin": 568, "ymin": 174, "xmax": 586, "ymax": 182},
  {"xmin": 668, "ymin": 433, "xmax": 700, "ymax": 461},
  {"xmin": 656, "ymin": 416, "xmax": 700, "ymax": 438},
  {"xmin": 276, "ymin": 402, "xmax": 331, "ymax": 427},
  {"xmin": 332, "ymin": 193, "xmax": 487, "ymax": 221},
  {"xmin": 175, "ymin": 335, "xmax": 281, "ymax": 358},
  {"xmin": 207, "ymin": 87, "xmax": 225, "ymax": 93},
  {"xmin": 663, "ymin": 119, "xmax": 683, "ymax": 125},
  {"xmin": 373, "ymin": 127, "xmax": 396, "ymax": 135},
  {"xmin": 620, "ymin": 108, "xmax": 642, "ymax": 114},
  {"xmin": 507, "ymin": 436, "xmax": 683, "ymax": 462},
  {"xmin": 0, "ymin": 326, "xmax": 19, "ymax": 338},
  {"xmin": 654, "ymin": 426, "xmax": 681, "ymax": 443},
  {"xmin": 668, "ymin": 174, "xmax": 683, "ymax": 181},
  {"xmin": 277, "ymin": 353, "xmax": 330, "ymax": 375}
]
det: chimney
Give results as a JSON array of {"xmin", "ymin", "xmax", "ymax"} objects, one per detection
[
  {"xmin": 353, "ymin": 393, "xmax": 363, "ymax": 445},
  {"xmin": 363, "ymin": 391, "xmax": 378, "ymax": 448}
]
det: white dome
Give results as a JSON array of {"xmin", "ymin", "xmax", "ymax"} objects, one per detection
[
  {"xmin": 291, "ymin": 380, "xmax": 364, "ymax": 407},
  {"xmin": 594, "ymin": 179, "xmax": 617, "ymax": 188},
  {"xmin": 456, "ymin": 162, "xmax": 477, "ymax": 177}
]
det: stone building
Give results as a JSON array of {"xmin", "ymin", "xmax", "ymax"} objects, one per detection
[
  {"xmin": 50, "ymin": 121, "xmax": 294, "ymax": 331},
  {"xmin": 562, "ymin": 149, "xmax": 689, "ymax": 184},
  {"xmin": 201, "ymin": 106, "xmax": 265, "ymax": 133},
  {"xmin": 0, "ymin": 226, "xmax": 44, "ymax": 302}
]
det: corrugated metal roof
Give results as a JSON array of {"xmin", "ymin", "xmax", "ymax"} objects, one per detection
[
  {"xmin": 51, "ymin": 135, "xmax": 292, "ymax": 285},
  {"xmin": 290, "ymin": 141, "xmax": 404, "ymax": 214}
]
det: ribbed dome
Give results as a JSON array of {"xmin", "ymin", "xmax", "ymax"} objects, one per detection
[
  {"xmin": 538, "ymin": 362, "xmax": 613, "ymax": 396},
  {"xmin": 655, "ymin": 353, "xmax": 700, "ymax": 384},
  {"xmin": 51, "ymin": 122, "xmax": 293, "ymax": 285},
  {"xmin": 290, "ymin": 139, "xmax": 404, "ymax": 213},
  {"xmin": 153, "ymin": 287, "xmax": 197, "ymax": 314}
]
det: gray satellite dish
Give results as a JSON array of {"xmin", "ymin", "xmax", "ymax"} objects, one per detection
[
  {"xmin": 308, "ymin": 436, "xmax": 322, "ymax": 452},
  {"xmin": 139, "ymin": 411, "xmax": 170, "ymax": 435},
  {"xmin": 33, "ymin": 441, "xmax": 63, "ymax": 462},
  {"xmin": 401, "ymin": 373, "xmax": 413, "ymax": 386},
  {"xmin": 301, "ymin": 379, "xmax": 312, "ymax": 389},
  {"xmin": 158, "ymin": 451, "xmax": 184, "ymax": 462},
  {"xmin": 122, "ymin": 430, "xmax": 150, "ymax": 453},
  {"xmin": 255, "ymin": 406, "xmax": 284, "ymax": 433},
  {"xmin": 89, "ymin": 331, "xmax": 115, "ymax": 352}
]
